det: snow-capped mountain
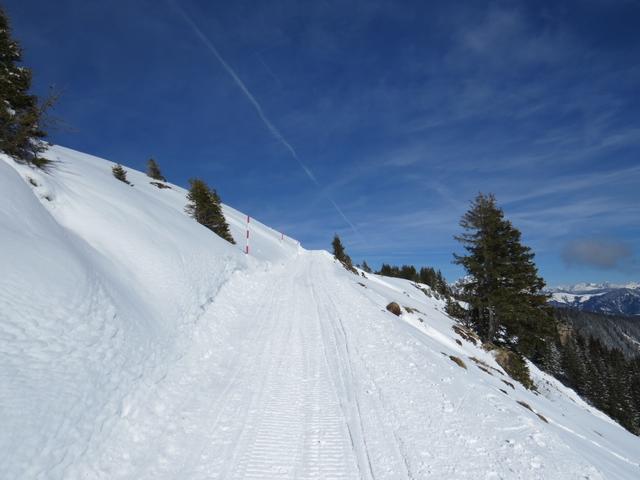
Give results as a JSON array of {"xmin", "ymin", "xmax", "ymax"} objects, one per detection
[
  {"xmin": 554, "ymin": 282, "xmax": 640, "ymax": 292},
  {"xmin": 1, "ymin": 146, "xmax": 639, "ymax": 479},
  {"xmin": 549, "ymin": 283, "xmax": 640, "ymax": 316}
]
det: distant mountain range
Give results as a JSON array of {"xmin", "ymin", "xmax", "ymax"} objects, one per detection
[{"xmin": 548, "ymin": 282, "xmax": 640, "ymax": 316}]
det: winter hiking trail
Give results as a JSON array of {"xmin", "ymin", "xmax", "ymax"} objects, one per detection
[
  {"xmin": 68, "ymin": 250, "xmax": 625, "ymax": 480},
  {"xmin": 81, "ymin": 252, "xmax": 364, "ymax": 479}
]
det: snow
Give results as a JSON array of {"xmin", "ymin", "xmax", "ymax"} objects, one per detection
[
  {"xmin": 1, "ymin": 145, "xmax": 639, "ymax": 479},
  {"xmin": 550, "ymin": 292, "xmax": 601, "ymax": 304},
  {"xmin": 551, "ymin": 282, "xmax": 640, "ymax": 294}
]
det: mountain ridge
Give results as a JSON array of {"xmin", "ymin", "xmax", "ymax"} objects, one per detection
[{"xmin": 549, "ymin": 283, "xmax": 640, "ymax": 316}]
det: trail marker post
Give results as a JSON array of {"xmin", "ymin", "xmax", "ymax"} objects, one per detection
[{"xmin": 245, "ymin": 215, "xmax": 250, "ymax": 255}]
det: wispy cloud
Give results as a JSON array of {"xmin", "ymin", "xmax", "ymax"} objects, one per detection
[
  {"xmin": 168, "ymin": 0, "xmax": 361, "ymax": 237},
  {"xmin": 562, "ymin": 239, "xmax": 635, "ymax": 270},
  {"xmin": 457, "ymin": 6, "xmax": 576, "ymax": 67}
]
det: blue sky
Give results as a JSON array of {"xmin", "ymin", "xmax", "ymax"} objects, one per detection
[{"xmin": 5, "ymin": 0, "xmax": 640, "ymax": 285}]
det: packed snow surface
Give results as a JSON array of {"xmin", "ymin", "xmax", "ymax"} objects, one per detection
[{"xmin": 1, "ymin": 146, "xmax": 639, "ymax": 479}]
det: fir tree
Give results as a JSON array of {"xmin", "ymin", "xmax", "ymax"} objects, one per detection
[
  {"xmin": 185, "ymin": 178, "xmax": 235, "ymax": 244},
  {"xmin": 419, "ymin": 267, "xmax": 437, "ymax": 288},
  {"xmin": 146, "ymin": 158, "xmax": 166, "ymax": 181},
  {"xmin": 551, "ymin": 326, "xmax": 640, "ymax": 435},
  {"xmin": 453, "ymin": 193, "xmax": 553, "ymax": 358},
  {"xmin": 0, "ymin": 7, "xmax": 53, "ymax": 167},
  {"xmin": 445, "ymin": 297, "xmax": 466, "ymax": 320},
  {"xmin": 435, "ymin": 270, "xmax": 450, "ymax": 296},
  {"xmin": 361, "ymin": 260, "xmax": 372, "ymax": 274},
  {"xmin": 400, "ymin": 265, "xmax": 418, "ymax": 281},
  {"xmin": 112, "ymin": 164, "xmax": 130, "ymax": 184},
  {"xmin": 332, "ymin": 234, "xmax": 355, "ymax": 273}
]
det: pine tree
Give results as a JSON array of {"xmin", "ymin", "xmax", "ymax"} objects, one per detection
[
  {"xmin": 0, "ymin": 7, "xmax": 52, "ymax": 167},
  {"xmin": 435, "ymin": 270, "xmax": 450, "ymax": 296},
  {"xmin": 453, "ymin": 193, "xmax": 553, "ymax": 358},
  {"xmin": 377, "ymin": 263, "xmax": 396, "ymax": 277},
  {"xmin": 552, "ymin": 329, "xmax": 640, "ymax": 435},
  {"xmin": 445, "ymin": 297, "xmax": 466, "ymax": 320},
  {"xmin": 361, "ymin": 260, "xmax": 372, "ymax": 274},
  {"xmin": 112, "ymin": 164, "xmax": 130, "ymax": 184},
  {"xmin": 332, "ymin": 234, "xmax": 355, "ymax": 273},
  {"xmin": 400, "ymin": 265, "xmax": 418, "ymax": 281},
  {"xmin": 185, "ymin": 178, "xmax": 235, "ymax": 244},
  {"xmin": 419, "ymin": 267, "xmax": 437, "ymax": 288},
  {"xmin": 146, "ymin": 158, "xmax": 166, "ymax": 181}
]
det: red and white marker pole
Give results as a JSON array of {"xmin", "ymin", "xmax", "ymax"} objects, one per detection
[{"xmin": 245, "ymin": 215, "xmax": 250, "ymax": 255}]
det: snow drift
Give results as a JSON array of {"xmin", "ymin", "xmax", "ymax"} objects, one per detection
[{"xmin": 1, "ymin": 146, "xmax": 639, "ymax": 479}]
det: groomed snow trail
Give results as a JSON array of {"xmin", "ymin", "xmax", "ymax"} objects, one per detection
[
  {"xmin": 71, "ymin": 251, "xmax": 623, "ymax": 480},
  {"xmin": 80, "ymin": 253, "xmax": 364, "ymax": 479}
]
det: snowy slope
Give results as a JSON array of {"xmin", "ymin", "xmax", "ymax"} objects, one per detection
[{"xmin": 1, "ymin": 146, "xmax": 639, "ymax": 479}]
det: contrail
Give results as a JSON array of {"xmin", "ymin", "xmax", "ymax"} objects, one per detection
[{"xmin": 168, "ymin": 1, "xmax": 361, "ymax": 239}]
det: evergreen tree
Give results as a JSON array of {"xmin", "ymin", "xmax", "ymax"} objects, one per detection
[
  {"xmin": 361, "ymin": 260, "xmax": 372, "ymax": 274},
  {"xmin": 377, "ymin": 263, "xmax": 396, "ymax": 277},
  {"xmin": 399, "ymin": 265, "xmax": 418, "ymax": 281},
  {"xmin": 453, "ymin": 193, "xmax": 553, "ymax": 358},
  {"xmin": 112, "ymin": 164, "xmax": 130, "ymax": 184},
  {"xmin": 332, "ymin": 234, "xmax": 355, "ymax": 273},
  {"xmin": 185, "ymin": 178, "xmax": 235, "ymax": 244},
  {"xmin": 146, "ymin": 158, "xmax": 166, "ymax": 181},
  {"xmin": 445, "ymin": 297, "xmax": 466, "ymax": 320},
  {"xmin": 435, "ymin": 270, "xmax": 450, "ymax": 296},
  {"xmin": 0, "ymin": 7, "xmax": 52, "ymax": 166},
  {"xmin": 551, "ymin": 327, "xmax": 640, "ymax": 435},
  {"xmin": 419, "ymin": 267, "xmax": 437, "ymax": 287}
]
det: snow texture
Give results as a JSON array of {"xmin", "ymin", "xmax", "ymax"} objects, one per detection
[{"xmin": 1, "ymin": 146, "xmax": 639, "ymax": 479}]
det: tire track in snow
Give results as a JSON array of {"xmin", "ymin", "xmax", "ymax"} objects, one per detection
[
  {"xmin": 220, "ymin": 257, "xmax": 359, "ymax": 479},
  {"xmin": 177, "ymin": 269, "xmax": 289, "ymax": 478},
  {"xmin": 310, "ymin": 255, "xmax": 413, "ymax": 479}
]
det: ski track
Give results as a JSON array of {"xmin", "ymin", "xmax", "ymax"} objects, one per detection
[
  {"xmin": 65, "ymin": 251, "xmax": 612, "ymax": 479},
  {"xmin": 79, "ymin": 254, "xmax": 364, "ymax": 479}
]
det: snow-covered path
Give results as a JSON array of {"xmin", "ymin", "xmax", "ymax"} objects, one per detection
[
  {"xmin": 81, "ymin": 252, "xmax": 362, "ymax": 479},
  {"xmin": 71, "ymin": 251, "xmax": 628, "ymax": 480}
]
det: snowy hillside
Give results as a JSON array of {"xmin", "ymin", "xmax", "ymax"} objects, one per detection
[{"xmin": 1, "ymin": 146, "xmax": 639, "ymax": 479}]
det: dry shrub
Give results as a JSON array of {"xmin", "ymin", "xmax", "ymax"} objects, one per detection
[
  {"xmin": 517, "ymin": 400, "xmax": 534, "ymax": 412},
  {"xmin": 494, "ymin": 348, "xmax": 534, "ymax": 390},
  {"xmin": 537, "ymin": 413, "xmax": 549, "ymax": 423},
  {"xmin": 501, "ymin": 379, "xmax": 515, "ymax": 390},
  {"xmin": 469, "ymin": 357, "xmax": 503, "ymax": 375},
  {"xmin": 452, "ymin": 324, "xmax": 479, "ymax": 345},
  {"xmin": 449, "ymin": 355, "xmax": 467, "ymax": 369}
]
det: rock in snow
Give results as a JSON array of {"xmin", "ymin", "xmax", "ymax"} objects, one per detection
[{"xmin": 1, "ymin": 146, "xmax": 639, "ymax": 479}]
